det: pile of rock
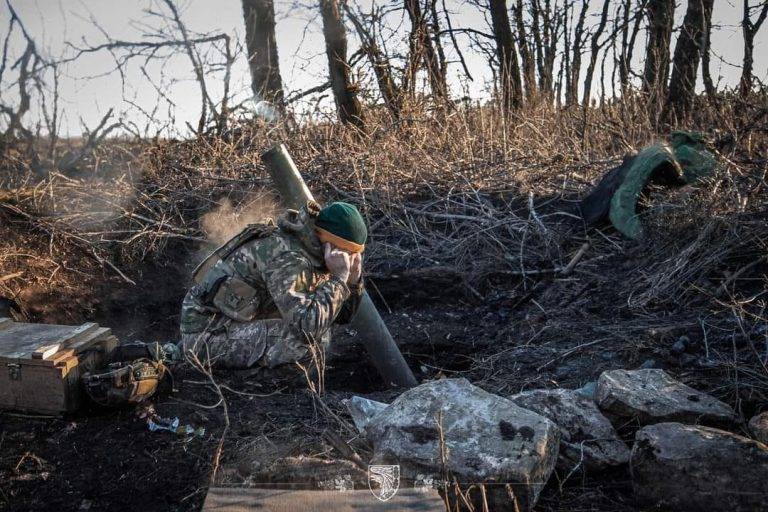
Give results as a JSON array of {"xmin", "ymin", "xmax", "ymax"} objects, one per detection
[{"xmin": 348, "ymin": 368, "xmax": 768, "ymax": 511}]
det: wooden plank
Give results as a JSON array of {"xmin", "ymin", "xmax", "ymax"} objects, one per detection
[
  {"xmin": 0, "ymin": 323, "xmax": 83, "ymax": 364},
  {"xmin": 25, "ymin": 328, "xmax": 111, "ymax": 367},
  {"xmin": 32, "ymin": 343, "xmax": 63, "ymax": 359},
  {"xmin": 51, "ymin": 349, "xmax": 76, "ymax": 366},
  {"xmin": 58, "ymin": 322, "xmax": 100, "ymax": 348},
  {"xmin": 66, "ymin": 327, "xmax": 111, "ymax": 352},
  {"xmin": 59, "ymin": 353, "xmax": 79, "ymax": 370},
  {"xmin": 100, "ymin": 335, "xmax": 118, "ymax": 355},
  {"xmin": 201, "ymin": 488, "xmax": 445, "ymax": 512},
  {"xmin": 2, "ymin": 323, "xmax": 108, "ymax": 367}
]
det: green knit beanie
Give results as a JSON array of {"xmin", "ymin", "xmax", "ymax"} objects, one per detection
[{"xmin": 315, "ymin": 202, "xmax": 367, "ymax": 253}]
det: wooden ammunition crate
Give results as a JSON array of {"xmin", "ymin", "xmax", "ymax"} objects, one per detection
[{"xmin": 0, "ymin": 317, "xmax": 117, "ymax": 414}]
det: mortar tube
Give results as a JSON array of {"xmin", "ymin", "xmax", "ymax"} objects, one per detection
[{"xmin": 261, "ymin": 143, "xmax": 418, "ymax": 389}]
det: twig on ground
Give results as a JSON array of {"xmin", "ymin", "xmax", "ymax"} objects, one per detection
[{"xmin": 322, "ymin": 429, "xmax": 367, "ymax": 470}]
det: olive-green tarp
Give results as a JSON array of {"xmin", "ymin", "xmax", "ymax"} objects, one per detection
[{"xmin": 608, "ymin": 131, "xmax": 716, "ymax": 239}]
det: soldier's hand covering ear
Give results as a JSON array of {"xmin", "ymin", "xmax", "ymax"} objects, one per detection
[
  {"xmin": 324, "ymin": 243, "xmax": 351, "ymax": 283},
  {"xmin": 348, "ymin": 253, "xmax": 362, "ymax": 285}
]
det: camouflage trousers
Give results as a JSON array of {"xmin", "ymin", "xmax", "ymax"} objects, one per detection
[{"xmin": 180, "ymin": 318, "xmax": 331, "ymax": 370}]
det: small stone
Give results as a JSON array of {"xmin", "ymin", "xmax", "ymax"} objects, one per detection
[
  {"xmin": 639, "ymin": 359, "xmax": 658, "ymax": 369},
  {"xmin": 671, "ymin": 339, "xmax": 687, "ymax": 354},
  {"xmin": 596, "ymin": 369, "xmax": 734, "ymax": 426},
  {"xmin": 748, "ymin": 411, "xmax": 768, "ymax": 444},
  {"xmin": 631, "ymin": 422, "xmax": 768, "ymax": 511}
]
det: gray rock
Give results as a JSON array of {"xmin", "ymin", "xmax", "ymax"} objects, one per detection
[
  {"xmin": 639, "ymin": 359, "xmax": 658, "ymax": 369},
  {"xmin": 748, "ymin": 411, "xmax": 768, "ymax": 444},
  {"xmin": 631, "ymin": 422, "xmax": 768, "ymax": 511},
  {"xmin": 366, "ymin": 378, "xmax": 559, "ymax": 511},
  {"xmin": 510, "ymin": 388, "xmax": 630, "ymax": 472},
  {"xmin": 574, "ymin": 381, "xmax": 597, "ymax": 400},
  {"xmin": 596, "ymin": 369, "xmax": 734, "ymax": 425},
  {"xmin": 343, "ymin": 396, "xmax": 389, "ymax": 434}
]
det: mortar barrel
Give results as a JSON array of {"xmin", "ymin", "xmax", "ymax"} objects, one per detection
[{"xmin": 261, "ymin": 143, "xmax": 418, "ymax": 389}]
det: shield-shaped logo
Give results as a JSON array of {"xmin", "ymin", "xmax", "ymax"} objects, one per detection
[{"xmin": 368, "ymin": 464, "xmax": 400, "ymax": 501}]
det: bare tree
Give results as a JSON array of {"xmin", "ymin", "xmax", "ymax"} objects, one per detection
[
  {"xmin": 241, "ymin": 0, "xmax": 284, "ymax": 109},
  {"xmin": 664, "ymin": 0, "xmax": 714, "ymax": 121},
  {"xmin": 559, "ymin": 0, "xmax": 571, "ymax": 104},
  {"xmin": 440, "ymin": 0, "xmax": 475, "ymax": 84},
  {"xmin": 529, "ymin": 0, "xmax": 546, "ymax": 95},
  {"xmin": 581, "ymin": 0, "xmax": 612, "ymax": 107},
  {"xmin": 489, "ymin": 0, "xmax": 523, "ymax": 111},
  {"xmin": 701, "ymin": 0, "xmax": 716, "ymax": 98},
  {"xmin": 618, "ymin": 0, "xmax": 632, "ymax": 90},
  {"xmin": 0, "ymin": 2, "xmax": 47, "ymax": 140},
  {"xmin": 566, "ymin": 1, "xmax": 588, "ymax": 105},
  {"xmin": 428, "ymin": 0, "xmax": 449, "ymax": 92},
  {"xmin": 642, "ymin": 0, "xmax": 675, "ymax": 110},
  {"xmin": 404, "ymin": 0, "xmax": 448, "ymax": 101},
  {"xmin": 62, "ymin": 1, "xmax": 234, "ymax": 136},
  {"xmin": 739, "ymin": 0, "xmax": 768, "ymax": 96},
  {"xmin": 345, "ymin": 4, "xmax": 401, "ymax": 117},
  {"xmin": 163, "ymin": 0, "xmax": 221, "ymax": 134},
  {"xmin": 622, "ymin": 0, "xmax": 648, "ymax": 90},
  {"xmin": 320, "ymin": 0, "xmax": 364, "ymax": 127},
  {"xmin": 537, "ymin": 0, "xmax": 562, "ymax": 101},
  {"xmin": 514, "ymin": 0, "xmax": 537, "ymax": 99}
]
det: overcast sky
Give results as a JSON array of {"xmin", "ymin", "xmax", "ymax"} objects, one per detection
[{"xmin": 1, "ymin": 0, "xmax": 765, "ymax": 136}]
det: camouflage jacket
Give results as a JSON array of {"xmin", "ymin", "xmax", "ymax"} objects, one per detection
[{"xmin": 180, "ymin": 206, "xmax": 363, "ymax": 341}]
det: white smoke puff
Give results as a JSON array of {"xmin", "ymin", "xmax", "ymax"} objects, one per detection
[
  {"xmin": 249, "ymin": 96, "xmax": 281, "ymax": 123},
  {"xmin": 200, "ymin": 193, "xmax": 278, "ymax": 246}
]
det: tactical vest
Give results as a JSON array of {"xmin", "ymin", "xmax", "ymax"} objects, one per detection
[{"xmin": 192, "ymin": 222, "xmax": 278, "ymax": 323}]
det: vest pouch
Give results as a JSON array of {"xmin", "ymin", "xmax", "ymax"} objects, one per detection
[{"xmin": 212, "ymin": 276, "xmax": 260, "ymax": 322}]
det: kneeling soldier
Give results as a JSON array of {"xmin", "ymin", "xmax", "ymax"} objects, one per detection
[{"xmin": 179, "ymin": 201, "xmax": 366, "ymax": 372}]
